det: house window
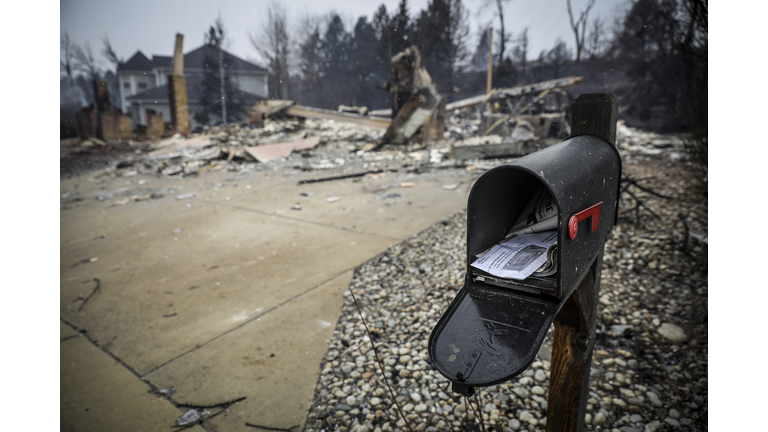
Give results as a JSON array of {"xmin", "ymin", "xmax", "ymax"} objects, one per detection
[
  {"xmin": 138, "ymin": 82, "xmax": 147, "ymax": 90},
  {"xmin": 123, "ymin": 82, "xmax": 131, "ymax": 89}
]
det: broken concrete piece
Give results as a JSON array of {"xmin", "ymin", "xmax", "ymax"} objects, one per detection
[
  {"xmin": 176, "ymin": 193, "xmax": 196, "ymax": 200},
  {"xmin": 244, "ymin": 136, "xmax": 321, "ymax": 163},
  {"xmin": 162, "ymin": 165, "xmax": 183, "ymax": 176},
  {"xmin": 176, "ymin": 409, "xmax": 200, "ymax": 426},
  {"xmin": 191, "ymin": 146, "xmax": 222, "ymax": 161},
  {"xmin": 284, "ymin": 105, "xmax": 390, "ymax": 129}
]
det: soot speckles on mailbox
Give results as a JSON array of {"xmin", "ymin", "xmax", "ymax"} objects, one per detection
[{"xmin": 428, "ymin": 133, "xmax": 621, "ymax": 393}]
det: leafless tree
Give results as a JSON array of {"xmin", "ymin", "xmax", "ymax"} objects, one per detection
[
  {"xmin": 567, "ymin": 0, "xmax": 596, "ymax": 62},
  {"xmin": 511, "ymin": 27, "xmax": 529, "ymax": 79},
  {"xmin": 61, "ymin": 32, "xmax": 74, "ymax": 80},
  {"xmin": 73, "ymin": 41, "xmax": 100, "ymax": 81},
  {"xmin": 101, "ymin": 35, "xmax": 123, "ymax": 68},
  {"xmin": 586, "ymin": 17, "xmax": 606, "ymax": 58},
  {"xmin": 480, "ymin": 0, "xmax": 512, "ymax": 63},
  {"xmin": 545, "ymin": 38, "xmax": 572, "ymax": 78},
  {"xmin": 208, "ymin": 16, "xmax": 230, "ymax": 123},
  {"xmin": 251, "ymin": 1, "xmax": 292, "ymax": 99}
]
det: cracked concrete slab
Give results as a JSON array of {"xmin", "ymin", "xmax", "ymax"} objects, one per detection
[
  {"xmin": 144, "ymin": 270, "xmax": 354, "ymax": 432},
  {"xmin": 61, "ymin": 333, "xmax": 206, "ymax": 432},
  {"xmin": 61, "ymin": 203, "xmax": 396, "ymax": 375},
  {"xmin": 60, "ymin": 165, "xmax": 473, "ymax": 431},
  {"xmin": 61, "ymin": 321, "xmax": 79, "ymax": 340}
]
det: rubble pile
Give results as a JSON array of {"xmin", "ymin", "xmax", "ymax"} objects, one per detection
[
  {"xmin": 60, "ymin": 118, "xmax": 390, "ymax": 181},
  {"xmin": 302, "ymin": 133, "xmax": 707, "ymax": 432},
  {"xmin": 615, "ymin": 122, "xmax": 693, "ymax": 163}
]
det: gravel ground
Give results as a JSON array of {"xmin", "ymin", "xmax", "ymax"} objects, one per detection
[{"xmin": 302, "ymin": 126, "xmax": 707, "ymax": 432}]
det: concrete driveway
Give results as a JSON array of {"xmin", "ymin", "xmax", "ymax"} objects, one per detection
[{"xmin": 60, "ymin": 162, "xmax": 475, "ymax": 431}]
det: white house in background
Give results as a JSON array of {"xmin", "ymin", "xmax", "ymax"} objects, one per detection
[{"xmin": 117, "ymin": 45, "xmax": 269, "ymax": 131}]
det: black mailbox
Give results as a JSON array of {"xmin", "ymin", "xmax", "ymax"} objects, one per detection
[{"xmin": 428, "ymin": 133, "xmax": 621, "ymax": 393}]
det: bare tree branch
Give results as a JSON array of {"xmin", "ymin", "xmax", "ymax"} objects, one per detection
[
  {"xmin": 61, "ymin": 32, "xmax": 74, "ymax": 79},
  {"xmin": 101, "ymin": 35, "xmax": 123, "ymax": 68},
  {"xmin": 586, "ymin": 17, "xmax": 605, "ymax": 58},
  {"xmin": 479, "ymin": 0, "xmax": 511, "ymax": 63},
  {"xmin": 251, "ymin": 1, "xmax": 292, "ymax": 99},
  {"xmin": 512, "ymin": 27, "xmax": 529, "ymax": 78},
  {"xmin": 73, "ymin": 42, "xmax": 100, "ymax": 81},
  {"xmin": 567, "ymin": 0, "xmax": 596, "ymax": 62}
]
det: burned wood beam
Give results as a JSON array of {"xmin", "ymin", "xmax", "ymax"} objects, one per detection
[
  {"xmin": 368, "ymin": 108, "xmax": 392, "ymax": 117},
  {"xmin": 297, "ymin": 169, "xmax": 391, "ymax": 185},
  {"xmin": 493, "ymin": 76, "xmax": 583, "ymax": 99},
  {"xmin": 381, "ymin": 86, "xmax": 441, "ymax": 145},
  {"xmin": 284, "ymin": 105, "xmax": 391, "ymax": 129},
  {"xmin": 253, "ymin": 100, "xmax": 296, "ymax": 117},
  {"xmin": 445, "ymin": 76, "xmax": 584, "ymax": 112},
  {"xmin": 445, "ymin": 93, "xmax": 493, "ymax": 112}
]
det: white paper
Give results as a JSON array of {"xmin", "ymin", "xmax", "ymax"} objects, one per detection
[
  {"xmin": 509, "ymin": 186, "xmax": 558, "ymax": 234},
  {"xmin": 471, "ymin": 231, "xmax": 558, "ymax": 280},
  {"xmin": 505, "ymin": 216, "xmax": 558, "ymax": 239}
]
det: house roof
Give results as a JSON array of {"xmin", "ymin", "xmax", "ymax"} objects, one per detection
[
  {"xmin": 118, "ymin": 46, "xmax": 266, "ymax": 74},
  {"xmin": 182, "ymin": 44, "xmax": 266, "ymax": 73},
  {"xmin": 126, "ymin": 75, "xmax": 264, "ymax": 106},
  {"xmin": 118, "ymin": 51, "xmax": 153, "ymax": 71},
  {"xmin": 152, "ymin": 55, "xmax": 172, "ymax": 69}
]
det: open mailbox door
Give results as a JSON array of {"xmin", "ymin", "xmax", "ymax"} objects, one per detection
[{"xmin": 428, "ymin": 134, "xmax": 621, "ymax": 392}]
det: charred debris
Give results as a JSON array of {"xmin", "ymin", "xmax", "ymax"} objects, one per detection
[{"xmin": 62, "ymin": 45, "xmax": 680, "ymax": 183}]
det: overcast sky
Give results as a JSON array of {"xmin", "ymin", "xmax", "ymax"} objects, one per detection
[{"xmin": 60, "ymin": 0, "xmax": 629, "ymax": 70}]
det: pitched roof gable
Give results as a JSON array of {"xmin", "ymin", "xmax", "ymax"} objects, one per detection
[
  {"xmin": 118, "ymin": 51, "xmax": 153, "ymax": 71},
  {"xmin": 182, "ymin": 44, "xmax": 266, "ymax": 72}
]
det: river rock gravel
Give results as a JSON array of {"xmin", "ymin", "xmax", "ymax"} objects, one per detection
[{"xmin": 302, "ymin": 128, "xmax": 707, "ymax": 432}]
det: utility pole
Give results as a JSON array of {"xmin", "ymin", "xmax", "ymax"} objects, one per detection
[{"xmin": 219, "ymin": 48, "xmax": 227, "ymax": 124}]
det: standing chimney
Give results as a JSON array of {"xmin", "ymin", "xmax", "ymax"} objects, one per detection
[{"xmin": 168, "ymin": 33, "xmax": 190, "ymax": 135}]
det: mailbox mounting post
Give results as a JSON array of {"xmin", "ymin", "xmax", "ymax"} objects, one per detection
[
  {"xmin": 427, "ymin": 93, "xmax": 620, "ymax": 431},
  {"xmin": 546, "ymin": 94, "xmax": 618, "ymax": 432}
]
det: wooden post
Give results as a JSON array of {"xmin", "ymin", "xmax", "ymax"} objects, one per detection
[
  {"xmin": 569, "ymin": 93, "xmax": 618, "ymax": 144},
  {"xmin": 486, "ymin": 28, "xmax": 493, "ymax": 96},
  {"xmin": 546, "ymin": 93, "xmax": 617, "ymax": 432}
]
